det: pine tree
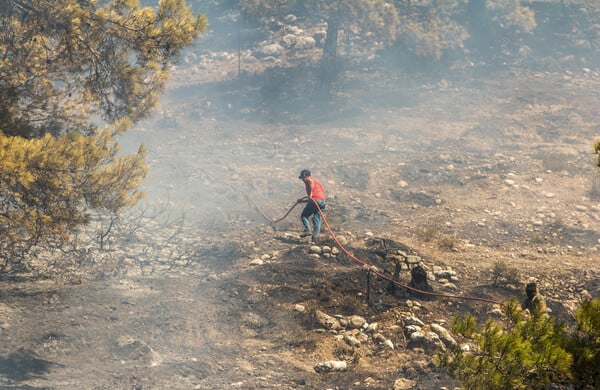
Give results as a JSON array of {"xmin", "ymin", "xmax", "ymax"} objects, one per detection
[
  {"xmin": 566, "ymin": 298, "xmax": 600, "ymax": 389},
  {"xmin": 438, "ymin": 298, "xmax": 600, "ymax": 389},
  {"xmin": 0, "ymin": 0, "xmax": 206, "ymax": 268},
  {"xmin": 438, "ymin": 298, "xmax": 572, "ymax": 389}
]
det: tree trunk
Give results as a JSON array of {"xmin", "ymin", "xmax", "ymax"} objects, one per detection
[
  {"xmin": 323, "ymin": 17, "xmax": 338, "ymax": 59},
  {"xmin": 318, "ymin": 17, "xmax": 340, "ymax": 98}
]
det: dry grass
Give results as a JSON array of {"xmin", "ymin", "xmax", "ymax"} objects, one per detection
[
  {"xmin": 338, "ymin": 294, "xmax": 365, "ymax": 314},
  {"xmin": 539, "ymin": 152, "xmax": 571, "ymax": 173},
  {"xmin": 418, "ymin": 225, "xmax": 439, "ymax": 242},
  {"xmin": 438, "ymin": 234, "xmax": 459, "ymax": 251}
]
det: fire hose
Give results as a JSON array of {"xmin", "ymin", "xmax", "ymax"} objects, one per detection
[{"xmin": 248, "ymin": 196, "xmax": 501, "ymax": 305}]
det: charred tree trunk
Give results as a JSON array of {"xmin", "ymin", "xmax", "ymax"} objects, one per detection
[
  {"xmin": 318, "ymin": 18, "xmax": 340, "ymax": 98},
  {"xmin": 323, "ymin": 17, "xmax": 339, "ymax": 59},
  {"xmin": 409, "ymin": 265, "xmax": 433, "ymax": 300}
]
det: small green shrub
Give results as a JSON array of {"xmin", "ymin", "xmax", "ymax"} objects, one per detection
[
  {"xmin": 438, "ymin": 299, "xmax": 571, "ymax": 389},
  {"xmin": 564, "ymin": 298, "xmax": 600, "ymax": 389},
  {"xmin": 437, "ymin": 298, "xmax": 600, "ymax": 389}
]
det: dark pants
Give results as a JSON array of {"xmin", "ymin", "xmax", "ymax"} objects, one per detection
[{"xmin": 301, "ymin": 200, "xmax": 326, "ymax": 240}]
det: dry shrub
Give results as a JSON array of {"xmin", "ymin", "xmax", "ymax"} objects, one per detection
[
  {"xmin": 339, "ymin": 295, "xmax": 364, "ymax": 315},
  {"xmin": 491, "ymin": 261, "xmax": 520, "ymax": 286},
  {"xmin": 418, "ymin": 225, "xmax": 439, "ymax": 242},
  {"xmin": 438, "ymin": 234, "xmax": 458, "ymax": 251},
  {"xmin": 333, "ymin": 342, "xmax": 361, "ymax": 365},
  {"xmin": 540, "ymin": 152, "xmax": 571, "ymax": 172}
]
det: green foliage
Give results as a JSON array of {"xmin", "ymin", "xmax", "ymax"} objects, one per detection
[
  {"xmin": 594, "ymin": 139, "xmax": 600, "ymax": 167},
  {"xmin": 0, "ymin": 0, "xmax": 206, "ymax": 138},
  {"xmin": 565, "ymin": 298, "xmax": 600, "ymax": 389},
  {"xmin": 0, "ymin": 126, "xmax": 147, "ymax": 264},
  {"xmin": 439, "ymin": 298, "xmax": 572, "ymax": 390},
  {"xmin": 0, "ymin": 0, "xmax": 205, "ymax": 268},
  {"xmin": 440, "ymin": 298, "xmax": 600, "ymax": 389}
]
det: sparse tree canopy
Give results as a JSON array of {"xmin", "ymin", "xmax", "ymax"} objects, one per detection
[
  {"xmin": 239, "ymin": 0, "xmax": 398, "ymax": 59},
  {"xmin": 1, "ymin": 0, "xmax": 207, "ymax": 138},
  {"xmin": 0, "ymin": 0, "xmax": 206, "ymax": 267}
]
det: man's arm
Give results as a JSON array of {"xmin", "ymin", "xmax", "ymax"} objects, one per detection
[{"xmin": 307, "ymin": 179, "xmax": 314, "ymax": 199}]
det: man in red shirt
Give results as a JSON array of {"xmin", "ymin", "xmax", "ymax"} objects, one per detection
[{"xmin": 297, "ymin": 169, "xmax": 326, "ymax": 243}]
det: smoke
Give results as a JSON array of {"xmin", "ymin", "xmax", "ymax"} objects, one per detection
[{"xmin": 116, "ymin": 1, "xmax": 599, "ymax": 241}]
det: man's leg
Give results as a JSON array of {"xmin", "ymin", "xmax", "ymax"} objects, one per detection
[
  {"xmin": 301, "ymin": 203, "xmax": 315, "ymax": 235},
  {"xmin": 312, "ymin": 212, "xmax": 322, "ymax": 241},
  {"xmin": 311, "ymin": 201, "xmax": 326, "ymax": 242}
]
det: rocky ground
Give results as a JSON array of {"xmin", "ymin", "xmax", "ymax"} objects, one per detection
[{"xmin": 1, "ymin": 12, "xmax": 600, "ymax": 390}]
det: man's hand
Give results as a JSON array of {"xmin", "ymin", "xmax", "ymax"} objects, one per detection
[{"xmin": 297, "ymin": 197, "xmax": 309, "ymax": 203}]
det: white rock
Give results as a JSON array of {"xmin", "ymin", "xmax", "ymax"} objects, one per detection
[
  {"xmin": 393, "ymin": 378, "xmax": 416, "ymax": 390},
  {"xmin": 309, "ymin": 245, "xmax": 322, "ymax": 254},
  {"xmin": 430, "ymin": 323, "xmax": 457, "ymax": 347},
  {"xmin": 294, "ymin": 36, "xmax": 316, "ymax": 50},
  {"xmin": 347, "ymin": 315, "xmax": 367, "ymax": 329},
  {"xmin": 314, "ymin": 360, "xmax": 347, "ymax": 373},
  {"xmin": 402, "ymin": 315, "xmax": 425, "ymax": 327},
  {"xmin": 343, "ymin": 334, "xmax": 361, "ymax": 347},
  {"xmin": 257, "ymin": 43, "xmax": 283, "ymax": 57},
  {"xmin": 366, "ymin": 322, "xmax": 379, "ymax": 333}
]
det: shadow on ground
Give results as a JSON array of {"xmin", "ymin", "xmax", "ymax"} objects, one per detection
[{"xmin": 0, "ymin": 349, "xmax": 61, "ymax": 382}]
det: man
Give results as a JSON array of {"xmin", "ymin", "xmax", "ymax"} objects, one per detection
[
  {"xmin": 297, "ymin": 169, "xmax": 326, "ymax": 243},
  {"xmin": 521, "ymin": 282, "xmax": 548, "ymax": 317}
]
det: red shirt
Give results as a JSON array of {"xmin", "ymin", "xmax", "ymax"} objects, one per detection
[{"xmin": 304, "ymin": 176, "xmax": 326, "ymax": 201}]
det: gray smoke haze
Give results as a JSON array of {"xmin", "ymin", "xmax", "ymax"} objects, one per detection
[{"xmin": 118, "ymin": 1, "xmax": 599, "ymax": 235}]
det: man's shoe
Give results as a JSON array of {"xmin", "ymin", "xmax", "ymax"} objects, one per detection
[{"xmin": 300, "ymin": 231, "xmax": 312, "ymax": 237}]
